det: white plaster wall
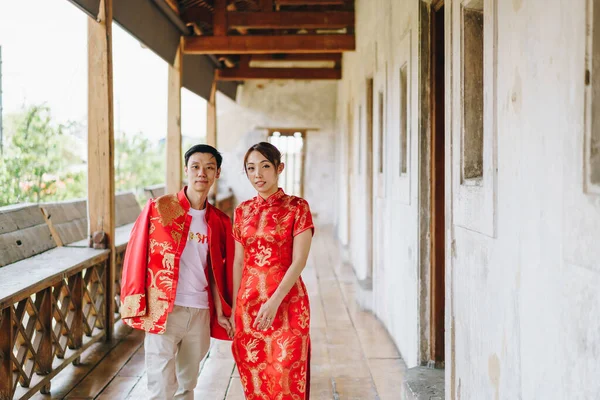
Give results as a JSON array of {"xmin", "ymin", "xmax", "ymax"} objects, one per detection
[
  {"xmin": 446, "ymin": 0, "xmax": 600, "ymax": 398},
  {"xmin": 335, "ymin": 0, "xmax": 422, "ymax": 368},
  {"xmin": 334, "ymin": 0, "xmax": 600, "ymax": 396},
  {"xmin": 216, "ymin": 80, "xmax": 338, "ymax": 225}
]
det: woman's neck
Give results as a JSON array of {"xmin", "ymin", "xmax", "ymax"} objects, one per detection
[{"xmin": 258, "ymin": 186, "xmax": 279, "ymax": 200}]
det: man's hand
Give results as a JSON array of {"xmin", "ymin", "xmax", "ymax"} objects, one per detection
[{"xmin": 217, "ymin": 313, "xmax": 234, "ymax": 338}]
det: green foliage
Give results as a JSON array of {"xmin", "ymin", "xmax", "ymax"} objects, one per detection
[
  {"xmin": 115, "ymin": 131, "xmax": 165, "ymax": 203},
  {"xmin": 0, "ymin": 104, "xmax": 165, "ymax": 207}
]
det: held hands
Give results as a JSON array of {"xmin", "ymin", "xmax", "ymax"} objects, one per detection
[
  {"xmin": 253, "ymin": 297, "xmax": 282, "ymax": 331},
  {"xmin": 217, "ymin": 313, "xmax": 234, "ymax": 339}
]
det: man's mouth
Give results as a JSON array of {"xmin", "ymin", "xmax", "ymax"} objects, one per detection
[{"xmin": 255, "ymin": 181, "xmax": 265, "ymax": 187}]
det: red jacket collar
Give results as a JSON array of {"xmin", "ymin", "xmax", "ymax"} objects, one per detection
[{"xmin": 178, "ymin": 186, "xmax": 215, "ymax": 215}]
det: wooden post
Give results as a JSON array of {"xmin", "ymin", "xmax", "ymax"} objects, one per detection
[
  {"xmin": 69, "ymin": 273, "xmax": 83, "ymax": 351},
  {"xmin": 166, "ymin": 42, "xmax": 183, "ymax": 195},
  {"xmin": 0, "ymin": 307, "xmax": 12, "ymax": 400},
  {"xmin": 36, "ymin": 289, "xmax": 52, "ymax": 376},
  {"xmin": 207, "ymin": 77, "xmax": 218, "ymax": 200},
  {"xmin": 88, "ymin": 0, "xmax": 116, "ymax": 340}
]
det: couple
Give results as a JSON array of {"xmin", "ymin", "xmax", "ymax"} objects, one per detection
[{"xmin": 120, "ymin": 142, "xmax": 314, "ymax": 400}]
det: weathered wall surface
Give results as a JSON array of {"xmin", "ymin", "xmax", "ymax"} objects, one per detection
[
  {"xmin": 335, "ymin": 0, "xmax": 600, "ymax": 397},
  {"xmin": 216, "ymin": 80, "xmax": 338, "ymax": 225},
  {"xmin": 447, "ymin": 0, "xmax": 600, "ymax": 398},
  {"xmin": 335, "ymin": 0, "xmax": 422, "ymax": 368}
]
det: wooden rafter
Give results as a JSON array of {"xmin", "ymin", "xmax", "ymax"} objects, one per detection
[
  {"xmin": 275, "ymin": 0, "xmax": 347, "ymax": 5},
  {"xmin": 184, "ymin": 34, "xmax": 355, "ymax": 54},
  {"xmin": 249, "ymin": 53, "xmax": 342, "ymax": 62},
  {"xmin": 213, "ymin": 0, "xmax": 227, "ymax": 36},
  {"xmin": 227, "ymin": 11, "xmax": 354, "ymax": 29},
  {"xmin": 216, "ymin": 67, "xmax": 341, "ymax": 80}
]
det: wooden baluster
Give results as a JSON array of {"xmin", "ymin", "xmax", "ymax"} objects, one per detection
[
  {"xmin": 69, "ymin": 272, "xmax": 83, "ymax": 365},
  {"xmin": 36, "ymin": 288, "xmax": 52, "ymax": 394},
  {"xmin": 0, "ymin": 307, "xmax": 13, "ymax": 400}
]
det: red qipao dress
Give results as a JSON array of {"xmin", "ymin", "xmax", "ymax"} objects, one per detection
[{"xmin": 232, "ymin": 188, "xmax": 314, "ymax": 400}]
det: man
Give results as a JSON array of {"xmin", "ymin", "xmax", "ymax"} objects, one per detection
[{"xmin": 120, "ymin": 144, "xmax": 234, "ymax": 400}]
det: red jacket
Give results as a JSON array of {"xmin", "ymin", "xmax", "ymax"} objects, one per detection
[{"xmin": 120, "ymin": 187, "xmax": 234, "ymax": 340}]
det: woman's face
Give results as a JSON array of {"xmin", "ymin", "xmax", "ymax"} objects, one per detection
[{"xmin": 245, "ymin": 150, "xmax": 283, "ymax": 197}]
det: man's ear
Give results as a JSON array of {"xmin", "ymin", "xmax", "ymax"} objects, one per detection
[
  {"xmin": 216, "ymin": 168, "xmax": 221, "ymax": 179},
  {"xmin": 278, "ymin": 162, "xmax": 285, "ymax": 175}
]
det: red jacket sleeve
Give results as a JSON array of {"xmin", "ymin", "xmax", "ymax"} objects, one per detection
[{"xmin": 120, "ymin": 199, "xmax": 151, "ymax": 319}]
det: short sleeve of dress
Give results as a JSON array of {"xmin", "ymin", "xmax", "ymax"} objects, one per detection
[
  {"xmin": 293, "ymin": 199, "xmax": 315, "ymax": 237},
  {"xmin": 232, "ymin": 206, "xmax": 243, "ymax": 243}
]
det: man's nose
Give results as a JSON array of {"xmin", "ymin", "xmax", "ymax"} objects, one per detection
[{"xmin": 197, "ymin": 167, "xmax": 207, "ymax": 176}]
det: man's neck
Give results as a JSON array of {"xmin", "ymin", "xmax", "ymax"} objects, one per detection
[{"xmin": 185, "ymin": 187, "xmax": 208, "ymax": 210}]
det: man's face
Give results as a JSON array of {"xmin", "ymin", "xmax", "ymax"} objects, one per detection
[{"xmin": 185, "ymin": 152, "xmax": 220, "ymax": 193}]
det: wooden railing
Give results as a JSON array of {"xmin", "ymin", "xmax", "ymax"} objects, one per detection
[
  {"xmin": 0, "ymin": 187, "xmax": 235, "ymax": 399},
  {"xmin": 0, "ymin": 193, "xmax": 140, "ymax": 400}
]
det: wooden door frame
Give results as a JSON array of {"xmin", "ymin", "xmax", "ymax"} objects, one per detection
[
  {"xmin": 429, "ymin": 0, "xmax": 446, "ymax": 366},
  {"xmin": 365, "ymin": 78, "xmax": 375, "ymax": 281}
]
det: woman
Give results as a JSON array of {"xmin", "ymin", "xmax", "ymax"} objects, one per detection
[{"xmin": 231, "ymin": 142, "xmax": 314, "ymax": 400}]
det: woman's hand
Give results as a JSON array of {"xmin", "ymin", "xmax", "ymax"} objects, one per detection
[
  {"xmin": 217, "ymin": 313, "xmax": 234, "ymax": 338},
  {"xmin": 253, "ymin": 297, "xmax": 282, "ymax": 331}
]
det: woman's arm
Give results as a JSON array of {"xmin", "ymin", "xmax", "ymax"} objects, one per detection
[
  {"xmin": 253, "ymin": 229, "xmax": 313, "ymax": 330},
  {"xmin": 230, "ymin": 241, "xmax": 245, "ymax": 330}
]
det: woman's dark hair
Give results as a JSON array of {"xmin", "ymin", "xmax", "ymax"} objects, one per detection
[
  {"xmin": 243, "ymin": 142, "xmax": 282, "ymax": 173},
  {"xmin": 184, "ymin": 144, "xmax": 223, "ymax": 168}
]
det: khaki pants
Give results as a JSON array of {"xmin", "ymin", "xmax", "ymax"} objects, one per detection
[{"xmin": 145, "ymin": 306, "xmax": 211, "ymax": 400}]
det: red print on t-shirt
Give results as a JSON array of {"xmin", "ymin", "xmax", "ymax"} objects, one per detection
[{"xmin": 188, "ymin": 231, "xmax": 208, "ymax": 244}]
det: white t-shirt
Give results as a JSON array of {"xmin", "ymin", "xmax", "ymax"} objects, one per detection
[{"xmin": 174, "ymin": 207, "xmax": 210, "ymax": 309}]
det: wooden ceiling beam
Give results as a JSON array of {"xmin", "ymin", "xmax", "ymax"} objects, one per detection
[
  {"xmin": 227, "ymin": 11, "xmax": 354, "ymax": 29},
  {"xmin": 249, "ymin": 53, "xmax": 342, "ymax": 62},
  {"xmin": 180, "ymin": 7, "xmax": 212, "ymax": 25},
  {"xmin": 184, "ymin": 34, "xmax": 355, "ymax": 54},
  {"xmin": 213, "ymin": 0, "xmax": 227, "ymax": 36},
  {"xmin": 275, "ymin": 0, "xmax": 347, "ymax": 5},
  {"xmin": 216, "ymin": 67, "xmax": 342, "ymax": 80}
]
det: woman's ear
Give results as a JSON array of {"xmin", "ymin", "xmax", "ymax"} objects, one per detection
[{"xmin": 278, "ymin": 162, "xmax": 285, "ymax": 175}]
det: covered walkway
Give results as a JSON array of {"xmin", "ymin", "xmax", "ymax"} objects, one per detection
[{"xmin": 29, "ymin": 228, "xmax": 404, "ymax": 400}]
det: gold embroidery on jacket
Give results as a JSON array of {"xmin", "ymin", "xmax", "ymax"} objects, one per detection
[
  {"xmin": 154, "ymin": 195, "xmax": 185, "ymax": 226},
  {"xmin": 139, "ymin": 286, "xmax": 169, "ymax": 332},
  {"xmin": 121, "ymin": 293, "xmax": 145, "ymax": 318},
  {"xmin": 171, "ymin": 230, "xmax": 182, "ymax": 245},
  {"xmin": 149, "ymin": 239, "xmax": 173, "ymax": 255}
]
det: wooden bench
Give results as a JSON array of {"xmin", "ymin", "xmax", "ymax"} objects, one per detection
[
  {"xmin": 0, "ymin": 204, "xmax": 110, "ymax": 399},
  {"xmin": 143, "ymin": 184, "xmax": 165, "ymax": 199},
  {"xmin": 41, "ymin": 192, "xmax": 141, "ymax": 326}
]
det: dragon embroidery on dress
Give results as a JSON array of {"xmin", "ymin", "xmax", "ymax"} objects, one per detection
[
  {"xmin": 297, "ymin": 303, "xmax": 309, "ymax": 329},
  {"xmin": 244, "ymin": 338, "xmax": 260, "ymax": 363},
  {"xmin": 253, "ymin": 243, "xmax": 272, "ymax": 267},
  {"xmin": 276, "ymin": 337, "xmax": 295, "ymax": 363}
]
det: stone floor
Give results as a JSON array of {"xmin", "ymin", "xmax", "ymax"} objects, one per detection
[{"xmin": 34, "ymin": 227, "xmax": 406, "ymax": 399}]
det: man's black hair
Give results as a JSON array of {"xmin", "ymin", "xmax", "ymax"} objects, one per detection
[{"xmin": 184, "ymin": 144, "xmax": 223, "ymax": 169}]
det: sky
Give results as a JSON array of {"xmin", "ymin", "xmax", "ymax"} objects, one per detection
[{"xmin": 0, "ymin": 0, "xmax": 207, "ymax": 143}]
